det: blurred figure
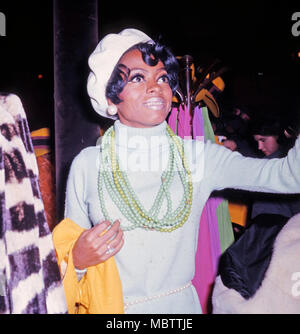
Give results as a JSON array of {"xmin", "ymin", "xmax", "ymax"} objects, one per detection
[
  {"xmin": 225, "ymin": 106, "xmax": 252, "ymax": 136},
  {"xmin": 222, "ymin": 138, "xmax": 237, "ymax": 151},
  {"xmin": 217, "ymin": 105, "xmax": 257, "ymax": 157}
]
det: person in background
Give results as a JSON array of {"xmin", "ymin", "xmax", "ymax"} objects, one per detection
[{"xmin": 250, "ymin": 116, "xmax": 300, "ymax": 226}]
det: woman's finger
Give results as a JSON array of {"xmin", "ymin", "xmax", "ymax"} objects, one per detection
[
  {"xmin": 97, "ymin": 220, "xmax": 121, "ymax": 244},
  {"xmin": 88, "ymin": 220, "xmax": 122, "ymax": 250},
  {"xmin": 100, "ymin": 236, "xmax": 124, "ymax": 262},
  {"xmin": 108, "ymin": 227, "xmax": 124, "ymax": 249},
  {"xmin": 85, "ymin": 220, "xmax": 111, "ymax": 243}
]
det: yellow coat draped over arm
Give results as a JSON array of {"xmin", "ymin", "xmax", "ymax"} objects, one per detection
[{"xmin": 52, "ymin": 218, "xmax": 124, "ymax": 314}]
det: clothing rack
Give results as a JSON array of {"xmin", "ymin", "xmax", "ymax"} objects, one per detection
[{"xmin": 174, "ymin": 55, "xmax": 228, "ymax": 118}]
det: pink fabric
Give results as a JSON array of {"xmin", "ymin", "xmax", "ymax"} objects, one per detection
[
  {"xmin": 191, "ymin": 105, "xmax": 204, "ymax": 141},
  {"xmin": 206, "ymin": 197, "xmax": 222, "ymax": 275},
  {"xmin": 192, "ymin": 205, "xmax": 215, "ymax": 313},
  {"xmin": 168, "ymin": 107, "xmax": 178, "ymax": 134},
  {"xmin": 192, "ymin": 106, "xmax": 221, "ymax": 312},
  {"xmin": 193, "ymin": 106, "xmax": 221, "ymax": 274},
  {"xmin": 168, "ymin": 105, "xmax": 221, "ymax": 313},
  {"xmin": 177, "ymin": 104, "xmax": 192, "ymax": 138}
]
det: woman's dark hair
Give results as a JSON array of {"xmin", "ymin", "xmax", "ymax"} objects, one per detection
[
  {"xmin": 250, "ymin": 117, "xmax": 282, "ymax": 137},
  {"xmin": 249, "ymin": 115, "xmax": 288, "ymax": 146},
  {"xmin": 105, "ymin": 41, "xmax": 179, "ymax": 104}
]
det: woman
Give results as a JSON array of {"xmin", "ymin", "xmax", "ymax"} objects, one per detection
[
  {"xmin": 250, "ymin": 117, "xmax": 300, "ymax": 224},
  {"xmin": 54, "ymin": 28, "xmax": 300, "ymax": 314},
  {"xmin": 253, "ymin": 117, "xmax": 288, "ymax": 158}
]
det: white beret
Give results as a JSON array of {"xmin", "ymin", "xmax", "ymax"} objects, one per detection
[{"xmin": 87, "ymin": 28, "xmax": 152, "ymax": 119}]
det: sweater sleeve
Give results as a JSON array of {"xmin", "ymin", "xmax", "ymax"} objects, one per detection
[
  {"xmin": 64, "ymin": 149, "xmax": 93, "ymax": 229},
  {"xmin": 203, "ymin": 135, "xmax": 300, "ymax": 194}
]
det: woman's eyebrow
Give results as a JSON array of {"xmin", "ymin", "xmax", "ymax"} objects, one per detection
[
  {"xmin": 128, "ymin": 66, "xmax": 167, "ymax": 74},
  {"xmin": 126, "ymin": 67, "xmax": 147, "ymax": 73}
]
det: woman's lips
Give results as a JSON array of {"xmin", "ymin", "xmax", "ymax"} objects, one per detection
[{"xmin": 143, "ymin": 97, "xmax": 165, "ymax": 110}]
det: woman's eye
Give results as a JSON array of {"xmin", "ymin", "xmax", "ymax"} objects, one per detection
[
  {"xmin": 130, "ymin": 74, "xmax": 144, "ymax": 83},
  {"xmin": 158, "ymin": 74, "xmax": 169, "ymax": 83}
]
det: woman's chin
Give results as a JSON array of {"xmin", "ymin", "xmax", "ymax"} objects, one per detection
[
  {"xmin": 143, "ymin": 109, "xmax": 169, "ymax": 124},
  {"xmin": 119, "ymin": 108, "xmax": 170, "ymax": 128}
]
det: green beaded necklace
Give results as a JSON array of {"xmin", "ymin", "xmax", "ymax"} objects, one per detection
[{"xmin": 97, "ymin": 124, "xmax": 193, "ymax": 232}]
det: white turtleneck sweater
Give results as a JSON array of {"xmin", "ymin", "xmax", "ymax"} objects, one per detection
[{"xmin": 64, "ymin": 120, "xmax": 300, "ymax": 314}]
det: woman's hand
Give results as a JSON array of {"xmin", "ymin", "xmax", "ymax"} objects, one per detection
[{"xmin": 72, "ymin": 220, "xmax": 124, "ymax": 270}]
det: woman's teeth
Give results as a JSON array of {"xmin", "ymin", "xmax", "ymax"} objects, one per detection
[{"xmin": 144, "ymin": 98, "xmax": 165, "ymax": 110}]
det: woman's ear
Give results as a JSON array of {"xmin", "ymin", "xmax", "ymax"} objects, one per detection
[{"xmin": 106, "ymin": 100, "xmax": 118, "ymax": 116}]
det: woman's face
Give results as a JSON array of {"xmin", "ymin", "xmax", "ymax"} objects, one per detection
[
  {"xmin": 253, "ymin": 134, "xmax": 279, "ymax": 156},
  {"xmin": 108, "ymin": 49, "xmax": 173, "ymax": 128}
]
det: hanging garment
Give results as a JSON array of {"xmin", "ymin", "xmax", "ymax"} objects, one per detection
[
  {"xmin": 168, "ymin": 105, "xmax": 234, "ymax": 313},
  {"xmin": 0, "ymin": 94, "xmax": 67, "ymax": 314},
  {"xmin": 31, "ymin": 128, "xmax": 57, "ymax": 231}
]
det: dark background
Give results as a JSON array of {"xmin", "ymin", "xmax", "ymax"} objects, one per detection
[{"xmin": 0, "ymin": 0, "xmax": 299, "ymax": 131}]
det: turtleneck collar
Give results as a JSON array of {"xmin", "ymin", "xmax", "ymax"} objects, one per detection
[
  {"xmin": 113, "ymin": 120, "xmax": 168, "ymax": 151},
  {"xmin": 114, "ymin": 120, "xmax": 167, "ymax": 138}
]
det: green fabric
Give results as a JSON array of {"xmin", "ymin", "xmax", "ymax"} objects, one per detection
[
  {"xmin": 202, "ymin": 107, "xmax": 216, "ymax": 143},
  {"xmin": 202, "ymin": 107, "xmax": 234, "ymax": 253},
  {"xmin": 217, "ymin": 200, "xmax": 234, "ymax": 253}
]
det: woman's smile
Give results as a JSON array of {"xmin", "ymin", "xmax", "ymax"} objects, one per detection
[{"xmin": 143, "ymin": 97, "xmax": 166, "ymax": 111}]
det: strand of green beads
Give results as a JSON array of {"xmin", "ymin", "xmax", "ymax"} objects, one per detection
[{"xmin": 97, "ymin": 125, "xmax": 193, "ymax": 232}]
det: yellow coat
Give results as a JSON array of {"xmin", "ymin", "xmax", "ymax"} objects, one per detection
[{"xmin": 52, "ymin": 218, "xmax": 124, "ymax": 314}]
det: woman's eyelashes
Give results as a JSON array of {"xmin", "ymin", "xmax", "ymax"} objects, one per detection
[
  {"xmin": 129, "ymin": 73, "xmax": 145, "ymax": 83},
  {"xmin": 128, "ymin": 72, "xmax": 169, "ymax": 84},
  {"xmin": 158, "ymin": 74, "xmax": 169, "ymax": 83}
]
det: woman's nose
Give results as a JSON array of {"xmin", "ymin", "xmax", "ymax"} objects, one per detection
[
  {"xmin": 258, "ymin": 142, "xmax": 264, "ymax": 150},
  {"xmin": 147, "ymin": 80, "xmax": 160, "ymax": 93}
]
